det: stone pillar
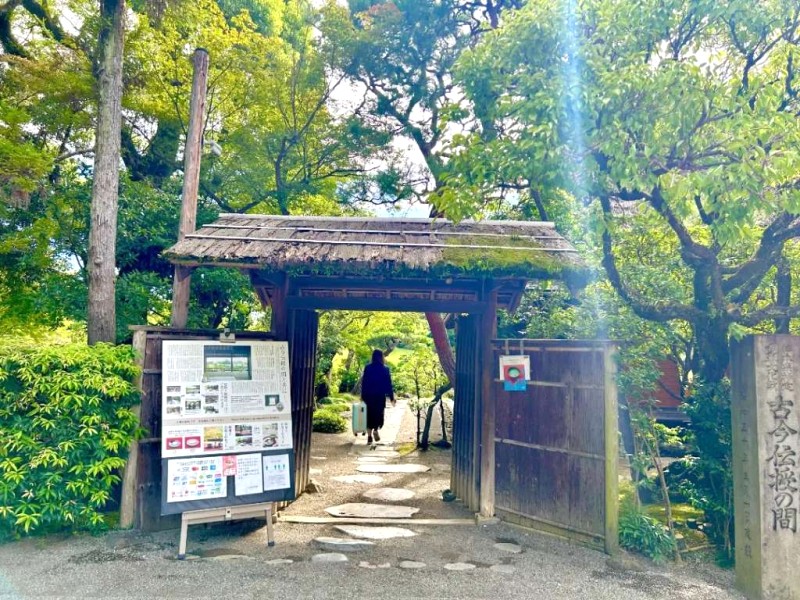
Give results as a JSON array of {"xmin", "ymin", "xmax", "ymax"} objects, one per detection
[{"xmin": 731, "ymin": 335, "xmax": 800, "ymax": 600}]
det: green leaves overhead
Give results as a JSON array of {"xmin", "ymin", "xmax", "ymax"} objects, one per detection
[{"xmin": 452, "ymin": 0, "xmax": 800, "ymax": 383}]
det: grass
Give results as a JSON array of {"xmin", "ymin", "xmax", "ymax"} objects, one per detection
[
  {"xmin": 385, "ymin": 348, "xmax": 413, "ymax": 367},
  {"xmin": 643, "ymin": 502, "xmax": 708, "ymax": 548}
]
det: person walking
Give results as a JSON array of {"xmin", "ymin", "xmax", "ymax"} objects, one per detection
[{"xmin": 361, "ymin": 349, "xmax": 395, "ymax": 445}]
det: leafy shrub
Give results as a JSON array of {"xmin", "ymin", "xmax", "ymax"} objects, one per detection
[
  {"xmin": 682, "ymin": 379, "xmax": 734, "ymax": 562},
  {"xmin": 619, "ymin": 500, "xmax": 675, "ymax": 562},
  {"xmin": 337, "ymin": 370, "xmax": 358, "ymax": 393},
  {"xmin": 316, "ymin": 397, "xmax": 350, "ymax": 413},
  {"xmin": 312, "ymin": 408, "xmax": 347, "ymax": 433},
  {"xmin": 0, "ymin": 341, "xmax": 141, "ymax": 536}
]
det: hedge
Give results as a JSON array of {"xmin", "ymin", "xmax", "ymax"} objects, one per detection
[
  {"xmin": 312, "ymin": 408, "xmax": 348, "ymax": 433},
  {"xmin": 0, "ymin": 341, "xmax": 141, "ymax": 536}
]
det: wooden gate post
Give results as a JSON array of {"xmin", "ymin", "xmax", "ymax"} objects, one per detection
[
  {"xmin": 120, "ymin": 329, "xmax": 147, "ymax": 528},
  {"xmin": 479, "ymin": 287, "xmax": 498, "ymax": 517},
  {"xmin": 603, "ymin": 344, "xmax": 619, "ymax": 554}
]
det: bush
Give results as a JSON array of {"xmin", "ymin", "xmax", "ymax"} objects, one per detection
[
  {"xmin": 682, "ymin": 379, "xmax": 734, "ymax": 562},
  {"xmin": 0, "ymin": 341, "xmax": 141, "ymax": 536},
  {"xmin": 312, "ymin": 408, "xmax": 348, "ymax": 433},
  {"xmin": 316, "ymin": 397, "xmax": 350, "ymax": 413},
  {"xmin": 619, "ymin": 500, "xmax": 675, "ymax": 562},
  {"xmin": 337, "ymin": 370, "xmax": 358, "ymax": 393}
]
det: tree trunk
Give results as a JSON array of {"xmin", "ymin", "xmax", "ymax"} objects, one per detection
[
  {"xmin": 420, "ymin": 382, "xmax": 452, "ymax": 449},
  {"xmin": 426, "ymin": 313, "xmax": 456, "ymax": 383},
  {"xmin": 87, "ymin": 0, "xmax": 125, "ymax": 345},
  {"xmin": 693, "ymin": 308, "xmax": 730, "ymax": 386},
  {"xmin": 775, "ymin": 256, "xmax": 792, "ymax": 334}
]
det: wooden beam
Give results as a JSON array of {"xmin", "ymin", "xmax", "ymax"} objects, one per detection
[
  {"xmin": 479, "ymin": 286, "xmax": 498, "ymax": 517},
  {"xmin": 286, "ymin": 295, "xmax": 487, "ymax": 314},
  {"xmin": 604, "ymin": 344, "xmax": 620, "ymax": 554},
  {"xmin": 277, "ymin": 274, "xmax": 486, "ymax": 292},
  {"xmin": 270, "ymin": 276, "xmax": 289, "ymax": 339},
  {"xmin": 119, "ymin": 329, "xmax": 147, "ymax": 529},
  {"xmin": 170, "ymin": 48, "xmax": 209, "ymax": 328},
  {"xmin": 278, "ymin": 516, "xmax": 476, "ymax": 525}
]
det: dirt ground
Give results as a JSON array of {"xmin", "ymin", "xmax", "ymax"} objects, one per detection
[{"xmin": 0, "ymin": 402, "xmax": 744, "ymax": 600}]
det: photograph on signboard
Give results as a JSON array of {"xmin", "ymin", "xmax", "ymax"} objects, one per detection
[
  {"xmin": 161, "ymin": 340, "xmax": 293, "ymax": 458},
  {"xmin": 203, "ymin": 345, "xmax": 252, "ymax": 381}
]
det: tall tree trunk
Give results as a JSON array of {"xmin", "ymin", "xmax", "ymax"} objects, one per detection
[
  {"xmin": 426, "ymin": 313, "xmax": 456, "ymax": 383},
  {"xmin": 775, "ymin": 256, "xmax": 792, "ymax": 334},
  {"xmin": 87, "ymin": 0, "xmax": 125, "ymax": 345},
  {"xmin": 695, "ymin": 316, "xmax": 730, "ymax": 385}
]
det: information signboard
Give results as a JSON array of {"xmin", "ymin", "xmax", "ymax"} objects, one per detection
[{"xmin": 160, "ymin": 340, "xmax": 295, "ymax": 516}]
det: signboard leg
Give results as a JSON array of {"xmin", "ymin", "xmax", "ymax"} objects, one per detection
[
  {"xmin": 266, "ymin": 503, "xmax": 275, "ymax": 547},
  {"xmin": 178, "ymin": 513, "xmax": 189, "ymax": 560}
]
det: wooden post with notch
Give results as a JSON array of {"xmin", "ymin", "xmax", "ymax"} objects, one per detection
[
  {"xmin": 603, "ymin": 343, "xmax": 619, "ymax": 554},
  {"xmin": 170, "ymin": 48, "xmax": 209, "ymax": 328},
  {"xmin": 479, "ymin": 284, "xmax": 498, "ymax": 517}
]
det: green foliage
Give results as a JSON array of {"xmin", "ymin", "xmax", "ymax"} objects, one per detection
[
  {"xmin": 453, "ymin": 0, "xmax": 800, "ymax": 389},
  {"xmin": 316, "ymin": 397, "xmax": 350, "ymax": 413},
  {"xmin": 0, "ymin": 340, "xmax": 141, "ymax": 537},
  {"xmin": 619, "ymin": 497, "xmax": 675, "ymax": 562},
  {"xmin": 337, "ymin": 370, "xmax": 359, "ymax": 394},
  {"xmin": 682, "ymin": 379, "xmax": 734, "ymax": 562},
  {"xmin": 312, "ymin": 408, "xmax": 348, "ymax": 433}
]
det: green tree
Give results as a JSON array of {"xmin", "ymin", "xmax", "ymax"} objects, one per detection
[{"xmin": 452, "ymin": 0, "xmax": 800, "ymax": 389}]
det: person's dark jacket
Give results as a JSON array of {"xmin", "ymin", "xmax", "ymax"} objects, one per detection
[{"xmin": 361, "ymin": 362, "xmax": 394, "ymax": 403}]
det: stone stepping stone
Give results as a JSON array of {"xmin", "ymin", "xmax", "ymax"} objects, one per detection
[
  {"xmin": 264, "ymin": 558, "xmax": 294, "ymax": 565},
  {"xmin": 490, "ymin": 564, "xmax": 516, "ymax": 574},
  {"xmin": 362, "ymin": 488, "xmax": 416, "ymax": 502},
  {"xmin": 331, "ymin": 475, "xmax": 384, "ymax": 485},
  {"xmin": 309, "ymin": 468, "xmax": 323, "ymax": 475},
  {"xmin": 311, "ymin": 456, "xmax": 327, "ymax": 460},
  {"xmin": 335, "ymin": 525, "xmax": 416, "ymax": 540},
  {"xmin": 494, "ymin": 542, "xmax": 522, "ymax": 554},
  {"xmin": 399, "ymin": 560, "xmax": 426, "ymax": 569},
  {"xmin": 357, "ymin": 456, "xmax": 390, "ymax": 463},
  {"xmin": 360, "ymin": 450, "xmax": 400, "ymax": 458},
  {"xmin": 314, "ymin": 537, "xmax": 375, "ymax": 552},
  {"xmin": 311, "ymin": 553, "xmax": 348, "ymax": 564},
  {"xmin": 325, "ymin": 503, "xmax": 420, "ymax": 519},
  {"xmin": 444, "ymin": 562, "xmax": 476, "ymax": 571},
  {"xmin": 356, "ymin": 464, "xmax": 430, "ymax": 474},
  {"xmin": 359, "ymin": 561, "xmax": 391, "ymax": 569}
]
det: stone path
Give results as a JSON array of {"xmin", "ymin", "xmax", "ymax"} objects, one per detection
[
  {"xmin": 325, "ymin": 503, "xmax": 420, "ymax": 519},
  {"xmin": 362, "ymin": 488, "xmax": 415, "ymax": 502}
]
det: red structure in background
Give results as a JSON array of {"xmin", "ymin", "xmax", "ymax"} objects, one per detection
[{"xmin": 653, "ymin": 360, "xmax": 687, "ymax": 424}]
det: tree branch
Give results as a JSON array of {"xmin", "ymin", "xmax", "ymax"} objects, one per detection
[{"xmin": 599, "ymin": 194, "xmax": 700, "ymax": 323}]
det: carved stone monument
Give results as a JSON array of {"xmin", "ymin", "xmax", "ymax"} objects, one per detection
[{"xmin": 731, "ymin": 335, "xmax": 800, "ymax": 600}]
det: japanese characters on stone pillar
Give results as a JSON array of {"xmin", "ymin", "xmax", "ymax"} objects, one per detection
[{"xmin": 731, "ymin": 335, "xmax": 800, "ymax": 600}]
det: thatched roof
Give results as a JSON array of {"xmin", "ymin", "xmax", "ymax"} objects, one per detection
[{"xmin": 164, "ymin": 214, "xmax": 585, "ymax": 282}]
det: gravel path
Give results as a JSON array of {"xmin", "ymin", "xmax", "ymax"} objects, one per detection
[{"xmin": 0, "ymin": 403, "xmax": 744, "ymax": 600}]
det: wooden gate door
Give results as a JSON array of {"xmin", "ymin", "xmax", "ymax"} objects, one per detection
[
  {"xmin": 493, "ymin": 340, "xmax": 618, "ymax": 553},
  {"xmin": 451, "ymin": 315, "xmax": 481, "ymax": 512},
  {"xmin": 288, "ymin": 309, "xmax": 319, "ymax": 496}
]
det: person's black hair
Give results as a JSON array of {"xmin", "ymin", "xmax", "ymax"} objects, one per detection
[{"xmin": 371, "ymin": 349, "xmax": 383, "ymax": 364}]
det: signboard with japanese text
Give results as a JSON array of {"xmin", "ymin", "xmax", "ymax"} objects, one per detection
[{"xmin": 160, "ymin": 340, "xmax": 295, "ymax": 516}]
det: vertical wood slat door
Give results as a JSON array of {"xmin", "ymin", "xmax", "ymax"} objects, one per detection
[
  {"xmin": 288, "ymin": 309, "xmax": 319, "ymax": 497},
  {"xmin": 493, "ymin": 340, "xmax": 618, "ymax": 553},
  {"xmin": 451, "ymin": 315, "xmax": 481, "ymax": 512}
]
